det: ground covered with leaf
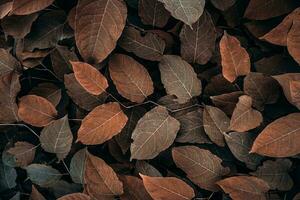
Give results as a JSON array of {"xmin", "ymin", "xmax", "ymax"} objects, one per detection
[{"xmin": 1, "ymin": 0, "xmax": 300, "ymax": 200}]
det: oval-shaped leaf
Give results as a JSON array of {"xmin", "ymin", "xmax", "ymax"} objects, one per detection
[
  {"xmin": 7, "ymin": 141, "xmax": 36, "ymax": 167},
  {"xmin": 26, "ymin": 164, "xmax": 62, "ymax": 187},
  {"xmin": 70, "ymin": 148, "xmax": 87, "ymax": 184}
]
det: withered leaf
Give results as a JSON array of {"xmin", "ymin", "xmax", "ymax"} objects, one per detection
[
  {"xmin": 251, "ymin": 113, "xmax": 300, "ymax": 157},
  {"xmin": 109, "ymin": 54, "xmax": 154, "ymax": 103},
  {"xmin": 0, "ymin": 72, "xmax": 20, "ymax": 123},
  {"xmin": 204, "ymin": 74, "xmax": 239, "ymax": 97},
  {"xmin": 40, "ymin": 115, "xmax": 73, "ymax": 161},
  {"xmin": 77, "ymin": 102, "xmax": 128, "ymax": 145},
  {"xmin": 18, "ymin": 95, "xmax": 57, "ymax": 127},
  {"xmin": 140, "ymin": 174, "xmax": 195, "ymax": 200},
  {"xmin": 287, "ymin": 20, "xmax": 300, "ymax": 64},
  {"xmin": 159, "ymin": 55, "xmax": 202, "ymax": 103},
  {"xmin": 84, "ymin": 151, "xmax": 123, "ymax": 198},
  {"xmin": 30, "ymin": 83, "xmax": 62, "ymax": 106},
  {"xmin": 1, "ymin": 13, "xmax": 38, "ymax": 38},
  {"xmin": 211, "ymin": 91, "xmax": 244, "ymax": 116},
  {"xmin": 244, "ymin": 0, "xmax": 296, "ymax": 20},
  {"xmin": 0, "ymin": 1, "xmax": 12, "ymax": 19},
  {"xmin": 157, "ymin": 0, "xmax": 205, "ymax": 26},
  {"xmin": 217, "ymin": 176, "xmax": 270, "ymax": 200},
  {"xmin": 64, "ymin": 73, "xmax": 107, "ymax": 111},
  {"xmin": 203, "ymin": 105, "xmax": 230, "ymax": 147},
  {"xmin": 229, "ymin": 95, "xmax": 263, "ymax": 132},
  {"xmin": 135, "ymin": 161, "xmax": 162, "ymax": 177},
  {"xmin": 7, "ymin": 141, "xmax": 36, "ymax": 167},
  {"xmin": 220, "ymin": 32, "xmax": 251, "ymax": 82},
  {"xmin": 119, "ymin": 175, "xmax": 152, "ymax": 200},
  {"xmin": 10, "ymin": 0, "xmax": 54, "ymax": 15},
  {"xmin": 71, "ymin": 61, "xmax": 108, "ymax": 96},
  {"xmin": 175, "ymin": 108, "xmax": 211, "ymax": 144},
  {"xmin": 138, "ymin": 0, "xmax": 170, "ymax": 28},
  {"xmin": 0, "ymin": 161, "xmax": 17, "ymax": 192},
  {"xmin": 251, "ymin": 159, "xmax": 293, "ymax": 191},
  {"xmin": 180, "ymin": 11, "xmax": 216, "ymax": 65},
  {"xmin": 70, "ymin": 148, "xmax": 87, "ymax": 184},
  {"xmin": 210, "ymin": 0, "xmax": 236, "ymax": 11},
  {"xmin": 290, "ymin": 81, "xmax": 300, "ymax": 104},
  {"xmin": 75, "ymin": 0, "xmax": 127, "ymax": 63},
  {"xmin": 130, "ymin": 106, "xmax": 180, "ymax": 160},
  {"xmin": 244, "ymin": 72, "xmax": 279, "ymax": 110},
  {"xmin": 224, "ymin": 132, "xmax": 263, "ymax": 170},
  {"xmin": 30, "ymin": 185, "xmax": 46, "ymax": 200},
  {"xmin": 26, "ymin": 164, "xmax": 62, "ymax": 187},
  {"xmin": 57, "ymin": 193, "xmax": 91, "ymax": 200},
  {"xmin": 0, "ymin": 48, "xmax": 20, "ymax": 76},
  {"xmin": 273, "ymin": 73, "xmax": 300, "ymax": 109},
  {"xmin": 118, "ymin": 26, "xmax": 165, "ymax": 61},
  {"xmin": 172, "ymin": 146, "xmax": 230, "ymax": 191}
]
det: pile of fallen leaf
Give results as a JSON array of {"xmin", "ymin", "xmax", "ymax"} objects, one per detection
[{"xmin": 1, "ymin": 0, "xmax": 300, "ymax": 199}]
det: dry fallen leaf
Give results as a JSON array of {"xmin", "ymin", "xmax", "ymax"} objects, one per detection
[
  {"xmin": 30, "ymin": 185, "xmax": 46, "ymax": 200},
  {"xmin": 57, "ymin": 193, "xmax": 91, "ymax": 200},
  {"xmin": 7, "ymin": 141, "xmax": 36, "ymax": 168},
  {"xmin": 119, "ymin": 175, "xmax": 152, "ymax": 200},
  {"xmin": 10, "ymin": 0, "xmax": 55, "ymax": 15},
  {"xmin": 287, "ymin": 20, "xmax": 300, "ymax": 64}
]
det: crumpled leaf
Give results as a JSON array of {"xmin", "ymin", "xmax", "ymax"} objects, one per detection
[
  {"xmin": 140, "ymin": 174, "xmax": 195, "ymax": 200},
  {"xmin": 10, "ymin": 0, "xmax": 54, "ymax": 15},
  {"xmin": 159, "ymin": 55, "xmax": 202, "ymax": 103},
  {"xmin": 77, "ymin": 102, "xmax": 128, "ymax": 145},
  {"xmin": 109, "ymin": 54, "xmax": 154, "ymax": 103},
  {"xmin": 7, "ymin": 141, "xmax": 36, "ymax": 167},
  {"xmin": 26, "ymin": 164, "xmax": 62, "ymax": 187},
  {"xmin": 172, "ymin": 146, "xmax": 230, "ymax": 191},
  {"xmin": 75, "ymin": 0, "xmax": 127, "ymax": 63},
  {"xmin": 130, "ymin": 106, "xmax": 180, "ymax": 160},
  {"xmin": 251, "ymin": 113, "xmax": 300, "ymax": 157},
  {"xmin": 40, "ymin": 115, "xmax": 73, "ymax": 161}
]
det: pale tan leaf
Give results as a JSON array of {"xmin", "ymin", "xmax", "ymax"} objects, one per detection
[
  {"xmin": 7, "ymin": 142, "xmax": 35, "ymax": 167},
  {"xmin": 130, "ymin": 106, "xmax": 180, "ymax": 160},
  {"xmin": 140, "ymin": 174, "xmax": 195, "ymax": 200},
  {"xmin": 172, "ymin": 146, "xmax": 230, "ymax": 191},
  {"xmin": 77, "ymin": 102, "xmax": 128, "ymax": 145},
  {"xmin": 18, "ymin": 95, "xmax": 57, "ymax": 127}
]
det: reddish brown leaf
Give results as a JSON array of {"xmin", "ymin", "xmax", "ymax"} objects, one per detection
[
  {"xmin": 84, "ymin": 151, "xmax": 123, "ymax": 198},
  {"xmin": 140, "ymin": 174, "xmax": 195, "ymax": 200},
  {"xmin": 138, "ymin": 0, "xmax": 170, "ymax": 28},
  {"xmin": 77, "ymin": 102, "xmax": 128, "ymax": 145},
  {"xmin": 75, "ymin": 0, "xmax": 127, "ymax": 63},
  {"xmin": 57, "ymin": 193, "xmax": 91, "ymax": 200},
  {"xmin": 217, "ymin": 176, "xmax": 270, "ymax": 200},
  {"xmin": 10, "ymin": 0, "xmax": 54, "ymax": 15},
  {"xmin": 7, "ymin": 141, "xmax": 35, "ymax": 167},
  {"xmin": 172, "ymin": 146, "xmax": 230, "ymax": 191},
  {"xmin": 180, "ymin": 11, "xmax": 216, "ymax": 65},
  {"xmin": 220, "ymin": 32, "xmax": 250, "ymax": 82},
  {"xmin": 71, "ymin": 61, "xmax": 108, "ymax": 96},
  {"xmin": 119, "ymin": 175, "xmax": 152, "ymax": 200},
  {"xmin": 18, "ymin": 95, "xmax": 57, "ymax": 127},
  {"xmin": 287, "ymin": 20, "xmax": 300, "ymax": 64},
  {"xmin": 109, "ymin": 54, "xmax": 154, "ymax": 103},
  {"xmin": 251, "ymin": 113, "xmax": 300, "ymax": 157},
  {"xmin": 229, "ymin": 95, "xmax": 263, "ymax": 132}
]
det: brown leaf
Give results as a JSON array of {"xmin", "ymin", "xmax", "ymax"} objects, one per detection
[
  {"xmin": 118, "ymin": 26, "xmax": 165, "ymax": 61},
  {"xmin": 287, "ymin": 20, "xmax": 300, "ymax": 64},
  {"xmin": 224, "ymin": 132, "xmax": 263, "ymax": 170},
  {"xmin": 203, "ymin": 105, "xmax": 230, "ymax": 147},
  {"xmin": 290, "ymin": 80, "xmax": 300, "ymax": 104},
  {"xmin": 157, "ymin": 0, "xmax": 205, "ymax": 26},
  {"xmin": 175, "ymin": 108, "xmax": 211, "ymax": 144},
  {"xmin": 220, "ymin": 32, "xmax": 251, "ymax": 82},
  {"xmin": 210, "ymin": 0, "xmax": 236, "ymax": 11},
  {"xmin": 7, "ymin": 141, "xmax": 35, "ymax": 167},
  {"xmin": 119, "ymin": 175, "xmax": 152, "ymax": 200},
  {"xmin": 71, "ymin": 61, "xmax": 108, "ymax": 96},
  {"xmin": 30, "ymin": 83, "xmax": 62, "ymax": 106},
  {"xmin": 130, "ymin": 106, "xmax": 180, "ymax": 160},
  {"xmin": 172, "ymin": 146, "xmax": 230, "ymax": 191},
  {"xmin": 18, "ymin": 95, "xmax": 57, "ymax": 127},
  {"xmin": 251, "ymin": 113, "xmax": 300, "ymax": 157},
  {"xmin": 244, "ymin": 0, "xmax": 296, "ymax": 20},
  {"xmin": 30, "ymin": 185, "xmax": 46, "ymax": 200},
  {"xmin": 0, "ymin": 1, "xmax": 12, "ymax": 19},
  {"xmin": 159, "ymin": 55, "xmax": 202, "ymax": 103},
  {"xmin": 75, "ymin": 0, "xmax": 127, "ymax": 63},
  {"xmin": 251, "ymin": 159, "xmax": 293, "ymax": 191},
  {"xmin": 57, "ymin": 193, "xmax": 91, "ymax": 200},
  {"xmin": 0, "ymin": 48, "xmax": 21, "ymax": 76},
  {"xmin": 273, "ymin": 73, "xmax": 300, "ymax": 109},
  {"xmin": 244, "ymin": 72, "xmax": 280, "ymax": 110},
  {"xmin": 84, "ymin": 151, "xmax": 123, "ymax": 198},
  {"xmin": 109, "ymin": 54, "xmax": 154, "ymax": 103},
  {"xmin": 1, "ymin": 13, "xmax": 38, "ymax": 38},
  {"xmin": 135, "ymin": 161, "xmax": 162, "ymax": 177},
  {"xmin": 217, "ymin": 176, "xmax": 270, "ymax": 200},
  {"xmin": 10, "ymin": 0, "xmax": 54, "ymax": 15},
  {"xmin": 180, "ymin": 11, "xmax": 216, "ymax": 64},
  {"xmin": 77, "ymin": 102, "xmax": 128, "ymax": 145},
  {"xmin": 64, "ymin": 73, "xmax": 107, "ymax": 111},
  {"xmin": 204, "ymin": 74, "xmax": 239, "ymax": 96},
  {"xmin": 138, "ymin": 0, "xmax": 170, "ymax": 28},
  {"xmin": 211, "ymin": 91, "xmax": 244, "ymax": 116},
  {"xmin": 140, "ymin": 174, "xmax": 195, "ymax": 200},
  {"xmin": 0, "ymin": 72, "xmax": 20, "ymax": 123},
  {"xmin": 229, "ymin": 95, "xmax": 263, "ymax": 132}
]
